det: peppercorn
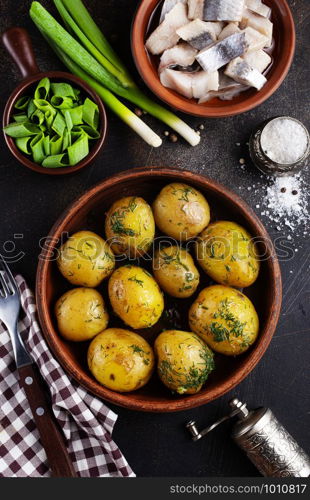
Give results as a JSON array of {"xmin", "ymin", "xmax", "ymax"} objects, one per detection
[{"xmin": 169, "ymin": 133, "xmax": 178, "ymax": 143}]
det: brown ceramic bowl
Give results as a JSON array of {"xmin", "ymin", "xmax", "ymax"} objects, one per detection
[
  {"xmin": 131, "ymin": 0, "xmax": 295, "ymax": 117},
  {"xmin": 2, "ymin": 28, "xmax": 107, "ymax": 175},
  {"xmin": 36, "ymin": 167, "xmax": 282, "ymax": 412}
]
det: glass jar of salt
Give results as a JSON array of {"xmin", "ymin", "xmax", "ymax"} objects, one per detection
[{"xmin": 249, "ymin": 116, "xmax": 309, "ymax": 176}]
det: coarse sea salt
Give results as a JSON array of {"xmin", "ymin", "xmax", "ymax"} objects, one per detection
[
  {"xmin": 260, "ymin": 117, "xmax": 309, "ymax": 164},
  {"xmin": 264, "ymin": 174, "xmax": 309, "ymax": 233},
  {"xmin": 237, "ymin": 139, "xmax": 309, "ymax": 236}
]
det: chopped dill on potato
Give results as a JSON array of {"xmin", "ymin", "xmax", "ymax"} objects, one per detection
[
  {"xmin": 171, "ymin": 186, "xmax": 196, "ymax": 202},
  {"xmin": 210, "ymin": 299, "xmax": 247, "ymax": 342},
  {"xmin": 128, "ymin": 275, "xmax": 144, "ymax": 287},
  {"xmin": 161, "ymin": 248, "xmax": 189, "ymax": 271},
  {"xmin": 110, "ymin": 210, "xmax": 136, "ymax": 236}
]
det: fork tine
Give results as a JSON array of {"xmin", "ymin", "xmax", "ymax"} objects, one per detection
[
  {"xmin": 0, "ymin": 254, "xmax": 17, "ymax": 293},
  {"xmin": 0, "ymin": 272, "xmax": 9, "ymax": 297}
]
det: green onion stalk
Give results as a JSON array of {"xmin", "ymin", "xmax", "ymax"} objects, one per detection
[
  {"xmin": 29, "ymin": 1, "xmax": 200, "ymax": 147},
  {"xmin": 50, "ymin": 42, "xmax": 163, "ymax": 148}
]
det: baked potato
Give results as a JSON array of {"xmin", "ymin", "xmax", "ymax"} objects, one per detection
[
  {"xmin": 88, "ymin": 328, "xmax": 154, "ymax": 392},
  {"xmin": 105, "ymin": 196, "xmax": 155, "ymax": 257},
  {"xmin": 189, "ymin": 285, "xmax": 259, "ymax": 356},
  {"xmin": 196, "ymin": 221, "xmax": 260, "ymax": 287},
  {"xmin": 153, "ymin": 183, "xmax": 210, "ymax": 241},
  {"xmin": 57, "ymin": 230, "xmax": 115, "ymax": 287},
  {"xmin": 154, "ymin": 330, "xmax": 215, "ymax": 394},
  {"xmin": 108, "ymin": 265, "xmax": 164, "ymax": 329},
  {"xmin": 153, "ymin": 245, "xmax": 199, "ymax": 298},
  {"xmin": 55, "ymin": 288, "xmax": 109, "ymax": 342}
]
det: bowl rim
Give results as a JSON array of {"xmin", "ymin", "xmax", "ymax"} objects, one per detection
[
  {"xmin": 2, "ymin": 71, "xmax": 107, "ymax": 175},
  {"xmin": 131, "ymin": 0, "xmax": 296, "ymax": 117},
  {"xmin": 36, "ymin": 167, "xmax": 282, "ymax": 412}
]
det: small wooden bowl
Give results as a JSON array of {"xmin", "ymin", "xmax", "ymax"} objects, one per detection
[
  {"xmin": 36, "ymin": 167, "xmax": 282, "ymax": 412},
  {"xmin": 2, "ymin": 28, "xmax": 107, "ymax": 175},
  {"xmin": 131, "ymin": 0, "xmax": 295, "ymax": 117}
]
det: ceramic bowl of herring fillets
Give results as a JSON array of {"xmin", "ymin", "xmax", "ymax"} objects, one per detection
[{"xmin": 132, "ymin": 0, "xmax": 295, "ymax": 117}]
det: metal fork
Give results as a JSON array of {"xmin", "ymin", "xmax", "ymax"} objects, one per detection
[{"xmin": 0, "ymin": 255, "xmax": 76, "ymax": 477}]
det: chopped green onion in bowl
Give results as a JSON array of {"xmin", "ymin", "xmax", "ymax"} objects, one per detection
[{"xmin": 3, "ymin": 77, "xmax": 101, "ymax": 168}]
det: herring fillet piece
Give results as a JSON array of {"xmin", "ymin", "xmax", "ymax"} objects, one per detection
[
  {"xmin": 225, "ymin": 56, "xmax": 267, "ymax": 89},
  {"xmin": 196, "ymin": 32, "xmax": 247, "ymax": 72},
  {"xmin": 159, "ymin": 43, "xmax": 198, "ymax": 72},
  {"xmin": 241, "ymin": 9, "xmax": 273, "ymax": 46},
  {"xmin": 246, "ymin": 0, "xmax": 271, "ymax": 18},
  {"xmin": 191, "ymin": 20, "xmax": 225, "ymax": 38},
  {"xmin": 192, "ymin": 70, "xmax": 219, "ymax": 97},
  {"xmin": 160, "ymin": 68, "xmax": 219, "ymax": 99},
  {"xmin": 219, "ymin": 73, "xmax": 243, "ymax": 90},
  {"xmin": 243, "ymin": 26, "xmax": 269, "ymax": 53},
  {"xmin": 160, "ymin": 68, "xmax": 193, "ymax": 98},
  {"xmin": 198, "ymin": 73, "xmax": 247, "ymax": 102},
  {"xmin": 243, "ymin": 49, "xmax": 271, "ymax": 73},
  {"xmin": 188, "ymin": 0, "xmax": 204, "ymax": 20},
  {"xmin": 209, "ymin": 21, "xmax": 226, "ymax": 37},
  {"xmin": 145, "ymin": 3, "xmax": 188, "ymax": 55},
  {"xmin": 219, "ymin": 85, "xmax": 249, "ymax": 100},
  {"xmin": 203, "ymin": 0, "xmax": 245, "ymax": 22},
  {"xmin": 198, "ymin": 85, "xmax": 248, "ymax": 103},
  {"xmin": 218, "ymin": 23, "xmax": 241, "ymax": 41},
  {"xmin": 218, "ymin": 24, "xmax": 268, "ymax": 53},
  {"xmin": 177, "ymin": 19, "xmax": 216, "ymax": 50},
  {"xmin": 159, "ymin": 0, "xmax": 187, "ymax": 23}
]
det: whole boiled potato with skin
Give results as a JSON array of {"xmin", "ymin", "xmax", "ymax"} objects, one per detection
[
  {"xmin": 155, "ymin": 330, "xmax": 215, "ymax": 394},
  {"xmin": 152, "ymin": 245, "xmax": 199, "ymax": 298},
  {"xmin": 105, "ymin": 196, "xmax": 155, "ymax": 257},
  {"xmin": 88, "ymin": 328, "xmax": 155, "ymax": 392},
  {"xmin": 57, "ymin": 230, "xmax": 115, "ymax": 287},
  {"xmin": 196, "ymin": 221, "xmax": 260, "ymax": 287},
  {"xmin": 153, "ymin": 183, "xmax": 210, "ymax": 240},
  {"xmin": 189, "ymin": 285, "xmax": 259, "ymax": 356},
  {"xmin": 108, "ymin": 265, "xmax": 164, "ymax": 329},
  {"xmin": 55, "ymin": 288, "xmax": 109, "ymax": 342}
]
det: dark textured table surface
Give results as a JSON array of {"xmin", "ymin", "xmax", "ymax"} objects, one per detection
[{"xmin": 0, "ymin": 0, "xmax": 309, "ymax": 477}]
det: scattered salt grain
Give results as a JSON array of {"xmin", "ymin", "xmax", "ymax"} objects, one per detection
[{"xmin": 263, "ymin": 175, "xmax": 309, "ymax": 234}]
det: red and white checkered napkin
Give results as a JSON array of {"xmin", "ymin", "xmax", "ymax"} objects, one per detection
[{"xmin": 0, "ymin": 276, "xmax": 134, "ymax": 478}]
